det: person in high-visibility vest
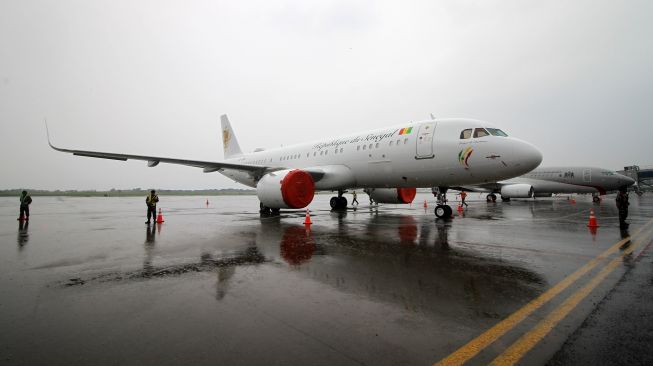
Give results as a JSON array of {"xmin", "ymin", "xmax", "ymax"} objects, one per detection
[
  {"xmin": 145, "ymin": 190, "xmax": 159, "ymax": 224},
  {"xmin": 351, "ymin": 191, "xmax": 359, "ymax": 206},
  {"xmin": 18, "ymin": 190, "xmax": 32, "ymax": 220},
  {"xmin": 615, "ymin": 186, "xmax": 629, "ymax": 228},
  {"xmin": 460, "ymin": 191, "xmax": 468, "ymax": 207}
]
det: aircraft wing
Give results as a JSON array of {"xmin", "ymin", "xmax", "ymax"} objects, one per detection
[
  {"xmin": 48, "ymin": 140, "xmax": 276, "ymax": 176},
  {"xmin": 48, "ymin": 139, "xmax": 347, "ymax": 186}
]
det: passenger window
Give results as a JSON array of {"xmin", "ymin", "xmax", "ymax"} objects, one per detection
[
  {"xmin": 460, "ymin": 129, "xmax": 472, "ymax": 139},
  {"xmin": 363, "ymin": 145, "xmax": 367, "ymax": 150},
  {"xmin": 357, "ymin": 146, "xmax": 360, "ymax": 151},
  {"xmin": 313, "ymin": 152, "xmax": 316, "ymax": 156},
  {"xmin": 368, "ymin": 144, "xmax": 373, "ymax": 149},
  {"xmin": 375, "ymin": 143, "xmax": 379, "ymax": 148},
  {"xmin": 340, "ymin": 148, "xmax": 343, "ymax": 153},
  {"xmin": 389, "ymin": 141, "xmax": 393, "ymax": 146},
  {"xmin": 404, "ymin": 138, "xmax": 408, "ymax": 144},
  {"xmin": 473, "ymin": 128, "xmax": 490, "ymax": 138},
  {"xmin": 486, "ymin": 128, "xmax": 508, "ymax": 137}
]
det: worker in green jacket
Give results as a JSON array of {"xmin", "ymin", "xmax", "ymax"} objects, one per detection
[
  {"xmin": 18, "ymin": 190, "xmax": 32, "ymax": 221},
  {"xmin": 145, "ymin": 190, "xmax": 159, "ymax": 224}
]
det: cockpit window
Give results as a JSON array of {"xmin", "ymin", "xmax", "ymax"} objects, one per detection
[
  {"xmin": 460, "ymin": 129, "xmax": 472, "ymax": 139},
  {"xmin": 486, "ymin": 128, "xmax": 508, "ymax": 137},
  {"xmin": 473, "ymin": 128, "xmax": 490, "ymax": 138}
]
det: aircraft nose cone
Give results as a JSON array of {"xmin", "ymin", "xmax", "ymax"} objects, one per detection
[
  {"xmin": 623, "ymin": 175, "xmax": 636, "ymax": 187},
  {"xmin": 514, "ymin": 139, "xmax": 543, "ymax": 172}
]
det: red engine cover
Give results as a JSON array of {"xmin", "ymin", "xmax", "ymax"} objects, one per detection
[
  {"xmin": 280, "ymin": 170, "xmax": 315, "ymax": 209},
  {"xmin": 397, "ymin": 188, "xmax": 417, "ymax": 203}
]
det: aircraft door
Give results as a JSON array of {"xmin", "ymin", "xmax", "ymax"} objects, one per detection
[
  {"xmin": 415, "ymin": 122, "xmax": 436, "ymax": 159},
  {"xmin": 583, "ymin": 168, "xmax": 591, "ymax": 183}
]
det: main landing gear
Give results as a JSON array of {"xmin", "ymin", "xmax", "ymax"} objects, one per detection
[
  {"xmin": 486, "ymin": 193, "xmax": 497, "ymax": 202},
  {"xmin": 434, "ymin": 186, "xmax": 453, "ymax": 219},
  {"xmin": 592, "ymin": 194, "xmax": 601, "ymax": 203},
  {"xmin": 259, "ymin": 202, "xmax": 280, "ymax": 215},
  {"xmin": 330, "ymin": 190, "xmax": 348, "ymax": 210}
]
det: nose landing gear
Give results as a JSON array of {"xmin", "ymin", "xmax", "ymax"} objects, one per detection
[{"xmin": 435, "ymin": 204, "xmax": 453, "ymax": 218}]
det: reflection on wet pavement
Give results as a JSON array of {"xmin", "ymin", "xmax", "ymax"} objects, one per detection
[{"xmin": 0, "ymin": 194, "xmax": 651, "ymax": 365}]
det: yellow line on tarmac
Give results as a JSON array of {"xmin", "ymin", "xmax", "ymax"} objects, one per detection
[
  {"xmin": 489, "ymin": 226, "xmax": 653, "ymax": 365},
  {"xmin": 434, "ymin": 218, "xmax": 653, "ymax": 366}
]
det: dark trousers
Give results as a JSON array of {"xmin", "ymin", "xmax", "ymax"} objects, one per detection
[
  {"xmin": 461, "ymin": 198, "xmax": 468, "ymax": 207},
  {"xmin": 147, "ymin": 205, "xmax": 156, "ymax": 222},
  {"xmin": 20, "ymin": 204, "xmax": 29, "ymax": 218},
  {"xmin": 618, "ymin": 208, "xmax": 628, "ymax": 224}
]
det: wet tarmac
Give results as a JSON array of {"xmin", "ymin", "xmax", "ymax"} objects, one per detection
[{"xmin": 1, "ymin": 193, "xmax": 652, "ymax": 365}]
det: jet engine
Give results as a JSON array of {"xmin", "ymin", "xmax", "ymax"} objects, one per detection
[
  {"xmin": 500, "ymin": 184, "xmax": 534, "ymax": 199},
  {"xmin": 368, "ymin": 188, "xmax": 417, "ymax": 204},
  {"xmin": 257, "ymin": 169, "xmax": 315, "ymax": 209}
]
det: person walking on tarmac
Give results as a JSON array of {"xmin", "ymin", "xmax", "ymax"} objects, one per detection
[
  {"xmin": 351, "ymin": 190, "xmax": 359, "ymax": 206},
  {"xmin": 145, "ymin": 190, "xmax": 159, "ymax": 224},
  {"xmin": 18, "ymin": 190, "xmax": 32, "ymax": 221},
  {"xmin": 615, "ymin": 186, "xmax": 629, "ymax": 228},
  {"xmin": 460, "ymin": 191, "xmax": 469, "ymax": 207}
]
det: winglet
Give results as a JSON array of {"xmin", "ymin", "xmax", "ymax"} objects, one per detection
[
  {"xmin": 44, "ymin": 118, "xmax": 56, "ymax": 149},
  {"xmin": 220, "ymin": 114, "xmax": 243, "ymax": 158},
  {"xmin": 44, "ymin": 119, "xmax": 69, "ymax": 153}
]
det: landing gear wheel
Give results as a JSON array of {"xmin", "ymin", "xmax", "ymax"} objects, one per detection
[
  {"xmin": 259, "ymin": 202, "xmax": 271, "ymax": 215},
  {"xmin": 338, "ymin": 197, "xmax": 348, "ymax": 208},
  {"xmin": 487, "ymin": 193, "xmax": 497, "ymax": 202},
  {"xmin": 330, "ymin": 197, "xmax": 339, "ymax": 209},
  {"xmin": 435, "ymin": 205, "xmax": 453, "ymax": 218},
  {"xmin": 501, "ymin": 196, "xmax": 511, "ymax": 202},
  {"xmin": 330, "ymin": 196, "xmax": 348, "ymax": 210},
  {"xmin": 271, "ymin": 208, "xmax": 281, "ymax": 215},
  {"xmin": 592, "ymin": 196, "xmax": 601, "ymax": 203}
]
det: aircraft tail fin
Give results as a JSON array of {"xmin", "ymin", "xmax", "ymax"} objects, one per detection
[{"xmin": 220, "ymin": 114, "xmax": 243, "ymax": 158}]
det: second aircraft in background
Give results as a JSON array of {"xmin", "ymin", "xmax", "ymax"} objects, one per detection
[{"xmin": 454, "ymin": 166, "xmax": 635, "ymax": 202}]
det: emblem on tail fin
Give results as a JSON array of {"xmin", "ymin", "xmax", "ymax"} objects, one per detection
[
  {"xmin": 220, "ymin": 114, "xmax": 243, "ymax": 158},
  {"xmin": 222, "ymin": 128, "xmax": 230, "ymax": 149}
]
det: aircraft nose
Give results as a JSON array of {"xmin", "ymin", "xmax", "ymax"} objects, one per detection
[
  {"xmin": 513, "ymin": 139, "xmax": 543, "ymax": 172},
  {"xmin": 622, "ymin": 175, "xmax": 636, "ymax": 187}
]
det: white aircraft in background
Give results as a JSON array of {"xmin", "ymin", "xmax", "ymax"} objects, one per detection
[
  {"xmin": 48, "ymin": 115, "xmax": 542, "ymax": 218},
  {"xmin": 456, "ymin": 166, "xmax": 635, "ymax": 202}
]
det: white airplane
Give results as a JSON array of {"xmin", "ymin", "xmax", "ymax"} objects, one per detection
[
  {"xmin": 48, "ymin": 115, "xmax": 542, "ymax": 218},
  {"xmin": 456, "ymin": 166, "xmax": 636, "ymax": 202}
]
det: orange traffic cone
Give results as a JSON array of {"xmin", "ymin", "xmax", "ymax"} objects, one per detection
[
  {"xmin": 457, "ymin": 203, "xmax": 463, "ymax": 212},
  {"xmin": 303, "ymin": 209, "xmax": 312, "ymax": 225},
  {"xmin": 423, "ymin": 200, "xmax": 428, "ymax": 209},
  {"xmin": 156, "ymin": 208, "xmax": 165, "ymax": 224},
  {"xmin": 587, "ymin": 209, "xmax": 599, "ymax": 228},
  {"xmin": 570, "ymin": 198, "xmax": 576, "ymax": 204}
]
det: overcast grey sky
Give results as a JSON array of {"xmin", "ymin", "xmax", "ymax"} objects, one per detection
[{"xmin": 1, "ymin": 0, "xmax": 651, "ymax": 190}]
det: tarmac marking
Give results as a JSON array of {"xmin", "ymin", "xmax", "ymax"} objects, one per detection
[
  {"xmin": 434, "ymin": 218, "xmax": 653, "ymax": 366},
  {"xmin": 489, "ymin": 225, "xmax": 653, "ymax": 365}
]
